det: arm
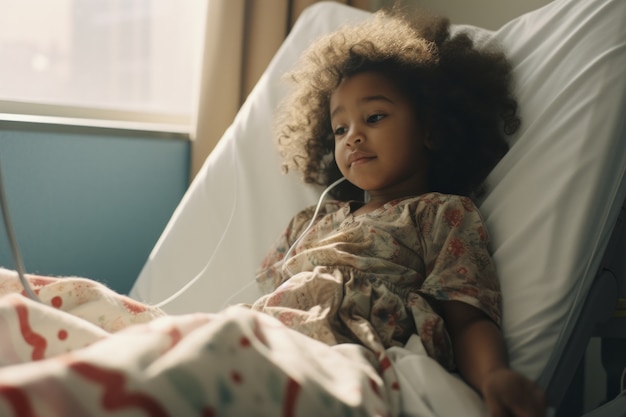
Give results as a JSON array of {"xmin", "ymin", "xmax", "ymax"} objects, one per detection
[{"xmin": 440, "ymin": 300, "xmax": 547, "ymax": 417}]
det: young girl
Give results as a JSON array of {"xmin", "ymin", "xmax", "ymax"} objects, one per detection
[{"xmin": 250, "ymin": 8, "xmax": 547, "ymax": 417}]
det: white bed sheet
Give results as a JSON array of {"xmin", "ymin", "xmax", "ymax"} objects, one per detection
[{"xmin": 131, "ymin": 0, "xmax": 626, "ymax": 414}]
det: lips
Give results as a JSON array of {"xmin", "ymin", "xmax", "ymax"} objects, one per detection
[{"xmin": 347, "ymin": 151, "xmax": 376, "ymax": 167}]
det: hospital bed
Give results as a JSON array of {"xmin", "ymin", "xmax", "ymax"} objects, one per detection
[{"xmin": 130, "ymin": 0, "xmax": 626, "ymax": 415}]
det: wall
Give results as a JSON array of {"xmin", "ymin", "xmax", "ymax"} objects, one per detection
[
  {"xmin": 0, "ymin": 121, "xmax": 189, "ymax": 294},
  {"xmin": 374, "ymin": 0, "xmax": 553, "ymax": 29}
]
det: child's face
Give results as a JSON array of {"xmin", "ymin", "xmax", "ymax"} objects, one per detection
[{"xmin": 329, "ymin": 70, "xmax": 430, "ymax": 199}]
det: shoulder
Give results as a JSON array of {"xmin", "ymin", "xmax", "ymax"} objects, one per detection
[{"xmin": 405, "ymin": 193, "xmax": 487, "ymax": 236}]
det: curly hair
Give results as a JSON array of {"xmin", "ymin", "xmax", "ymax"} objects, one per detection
[{"xmin": 275, "ymin": 8, "xmax": 519, "ymax": 201}]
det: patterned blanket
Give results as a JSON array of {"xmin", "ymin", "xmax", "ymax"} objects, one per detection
[{"xmin": 0, "ymin": 268, "xmax": 400, "ymax": 417}]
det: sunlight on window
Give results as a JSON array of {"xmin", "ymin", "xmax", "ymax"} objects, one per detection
[{"xmin": 0, "ymin": 0, "xmax": 207, "ymax": 123}]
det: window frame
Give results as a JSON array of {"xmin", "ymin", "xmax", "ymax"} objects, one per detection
[{"xmin": 0, "ymin": 99, "xmax": 193, "ymax": 135}]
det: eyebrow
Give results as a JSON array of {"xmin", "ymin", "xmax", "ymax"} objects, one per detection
[{"xmin": 330, "ymin": 95, "xmax": 395, "ymax": 119}]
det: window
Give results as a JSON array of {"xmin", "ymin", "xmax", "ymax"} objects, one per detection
[{"xmin": 0, "ymin": 0, "xmax": 207, "ymax": 132}]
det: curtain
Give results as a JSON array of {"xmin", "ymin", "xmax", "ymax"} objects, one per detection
[{"xmin": 190, "ymin": 0, "xmax": 373, "ymax": 180}]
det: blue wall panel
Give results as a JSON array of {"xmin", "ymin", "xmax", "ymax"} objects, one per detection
[{"xmin": 0, "ymin": 124, "xmax": 189, "ymax": 294}]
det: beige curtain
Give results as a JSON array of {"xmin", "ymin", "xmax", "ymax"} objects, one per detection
[{"xmin": 190, "ymin": 0, "xmax": 373, "ymax": 180}]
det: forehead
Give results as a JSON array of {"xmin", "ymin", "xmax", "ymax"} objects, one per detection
[{"xmin": 330, "ymin": 70, "xmax": 405, "ymax": 107}]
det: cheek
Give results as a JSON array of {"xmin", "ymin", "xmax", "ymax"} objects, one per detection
[
  {"xmin": 333, "ymin": 142, "xmax": 343, "ymax": 164},
  {"xmin": 334, "ymin": 145, "xmax": 350, "ymax": 175}
]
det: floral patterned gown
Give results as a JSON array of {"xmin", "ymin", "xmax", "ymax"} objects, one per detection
[{"xmin": 252, "ymin": 192, "xmax": 502, "ymax": 371}]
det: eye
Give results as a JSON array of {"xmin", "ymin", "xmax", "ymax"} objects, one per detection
[
  {"xmin": 333, "ymin": 126, "xmax": 347, "ymax": 136},
  {"xmin": 367, "ymin": 113, "xmax": 386, "ymax": 123}
]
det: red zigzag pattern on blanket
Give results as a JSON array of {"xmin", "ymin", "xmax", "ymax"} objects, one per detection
[
  {"xmin": 12, "ymin": 298, "xmax": 47, "ymax": 360},
  {"xmin": 69, "ymin": 361, "xmax": 169, "ymax": 416}
]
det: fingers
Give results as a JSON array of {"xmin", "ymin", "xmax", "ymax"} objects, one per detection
[
  {"xmin": 484, "ymin": 380, "xmax": 548, "ymax": 417},
  {"xmin": 514, "ymin": 381, "xmax": 548, "ymax": 417}
]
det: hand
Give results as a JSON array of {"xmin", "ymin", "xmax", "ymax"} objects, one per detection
[{"xmin": 481, "ymin": 368, "xmax": 548, "ymax": 417}]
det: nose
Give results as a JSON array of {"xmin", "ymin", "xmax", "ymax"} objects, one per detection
[{"xmin": 345, "ymin": 127, "xmax": 364, "ymax": 146}]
